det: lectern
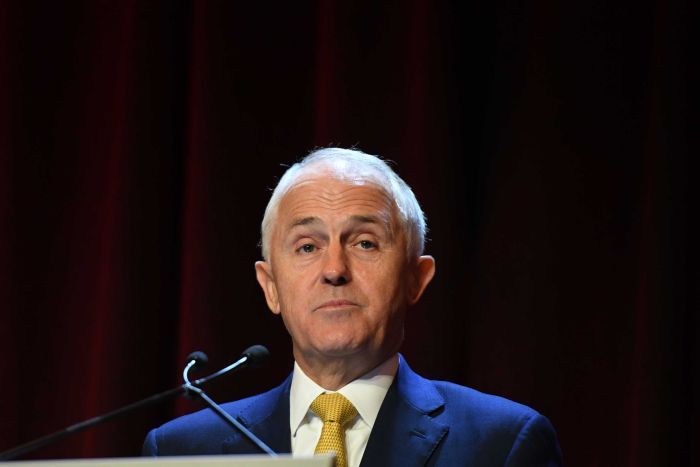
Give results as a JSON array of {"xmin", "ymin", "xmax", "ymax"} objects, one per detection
[{"xmin": 1, "ymin": 455, "xmax": 334, "ymax": 467}]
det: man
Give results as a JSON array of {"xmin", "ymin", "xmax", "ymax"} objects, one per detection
[{"xmin": 143, "ymin": 148, "xmax": 562, "ymax": 466}]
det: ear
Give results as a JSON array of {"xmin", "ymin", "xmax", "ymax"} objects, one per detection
[
  {"xmin": 407, "ymin": 255, "xmax": 436, "ymax": 305},
  {"xmin": 255, "ymin": 260, "xmax": 281, "ymax": 314}
]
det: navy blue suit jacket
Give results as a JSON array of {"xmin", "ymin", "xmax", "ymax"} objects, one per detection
[{"xmin": 143, "ymin": 357, "xmax": 562, "ymax": 466}]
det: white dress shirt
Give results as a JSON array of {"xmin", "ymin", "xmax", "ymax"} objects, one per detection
[{"xmin": 289, "ymin": 354, "xmax": 398, "ymax": 467}]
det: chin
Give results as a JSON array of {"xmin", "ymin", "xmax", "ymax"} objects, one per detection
[{"xmin": 315, "ymin": 338, "xmax": 365, "ymax": 358}]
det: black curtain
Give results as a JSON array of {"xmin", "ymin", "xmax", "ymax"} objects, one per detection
[{"xmin": 1, "ymin": 1, "xmax": 697, "ymax": 465}]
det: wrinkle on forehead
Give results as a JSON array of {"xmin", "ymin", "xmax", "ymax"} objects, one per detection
[
  {"xmin": 282, "ymin": 179, "xmax": 394, "ymax": 214},
  {"xmin": 303, "ymin": 159, "xmax": 388, "ymax": 185},
  {"xmin": 276, "ymin": 177, "xmax": 399, "ymax": 238}
]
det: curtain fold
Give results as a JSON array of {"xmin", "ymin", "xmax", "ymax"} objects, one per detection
[{"xmin": 0, "ymin": 1, "xmax": 695, "ymax": 465}]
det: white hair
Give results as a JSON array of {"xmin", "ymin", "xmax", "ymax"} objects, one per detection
[{"xmin": 260, "ymin": 148, "xmax": 427, "ymax": 260}]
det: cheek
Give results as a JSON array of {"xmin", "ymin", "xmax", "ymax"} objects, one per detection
[
  {"xmin": 275, "ymin": 275, "xmax": 316, "ymax": 324},
  {"xmin": 277, "ymin": 283, "xmax": 305, "ymax": 312},
  {"xmin": 358, "ymin": 261, "xmax": 407, "ymax": 304},
  {"xmin": 381, "ymin": 260, "xmax": 405, "ymax": 286}
]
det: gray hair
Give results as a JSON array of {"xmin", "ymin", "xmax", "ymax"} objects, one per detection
[{"xmin": 260, "ymin": 148, "xmax": 427, "ymax": 260}]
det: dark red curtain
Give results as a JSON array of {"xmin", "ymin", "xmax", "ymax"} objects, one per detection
[{"xmin": 1, "ymin": 1, "xmax": 697, "ymax": 465}]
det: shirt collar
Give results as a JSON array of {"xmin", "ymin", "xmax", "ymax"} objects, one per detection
[{"xmin": 290, "ymin": 354, "xmax": 398, "ymax": 437}]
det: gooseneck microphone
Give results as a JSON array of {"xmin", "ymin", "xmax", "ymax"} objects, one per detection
[
  {"xmin": 0, "ymin": 345, "xmax": 274, "ymax": 460},
  {"xmin": 193, "ymin": 345, "xmax": 270, "ymax": 386},
  {"xmin": 181, "ymin": 349, "xmax": 276, "ymax": 456},
  {"xmin": 186, "ymin": 350, "xmax": 210, "ymax": 370}
]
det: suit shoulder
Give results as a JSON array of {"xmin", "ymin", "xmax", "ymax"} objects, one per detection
[
  {"xmin": 144, "ymin": 381, "xmax": 289, "ymax": 456},
  {"xmin": 433, "ymin": 380, "xmax": 540, "ymax": 422},
  {"xmin": 157, "ymin": 394, "xmax": 257, "ymax": 434},
  {"xmin": 397, "ymin": 356, "xmax": 544, "ymax": 430},
  {"xmin": 430, "ymin": 379, "xmax": 557, "ymax": 439},
  {"xmin": 419, "ymin": 380, "xmax": 560, "ymax": 464}
]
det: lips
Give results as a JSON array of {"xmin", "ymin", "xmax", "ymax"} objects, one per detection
[{"xmin": 315, "ymin": 299, "xmax": 358, "ymax": 310}]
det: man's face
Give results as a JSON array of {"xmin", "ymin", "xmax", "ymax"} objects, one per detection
[{"xmin": 255, "ymin": 174, "xmax": 434, "ymax": 370}]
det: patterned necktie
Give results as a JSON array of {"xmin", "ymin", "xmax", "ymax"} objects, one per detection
[{"xmin": 311, "ymin": 392, "xmax": 358, "ymax": 467}]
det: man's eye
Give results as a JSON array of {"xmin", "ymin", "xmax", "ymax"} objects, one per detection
[
  {"xmin": 298, "ymin": 244, "xmax": 316, "ymax": 253},
  {"xmin": 357, "ymin": 240, "xmax": 376, "ymax": 250}
]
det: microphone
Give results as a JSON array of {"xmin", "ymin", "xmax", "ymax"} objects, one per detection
[
  {"xmin": 181, "ymin": 346, "xmax": 277, "ymax": 456},
  {"xmin": 193, "ymin": 345, "xmax": 270, "ymax": 386},
  {"xmin": 186, "ymin": 351, "xmax": 209, "ymax": 370},
  {"xmin": 0, "ymin": 345, "xmax": 272, "ymax": 460},
  {"xmin": 183, "ymin": 351, "xmax": 209, "ymax": 392},
  {"xmin": 242, "ymin": 344, "xmax": 270, "ymax": 368}
]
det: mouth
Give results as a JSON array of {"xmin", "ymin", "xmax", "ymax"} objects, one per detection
[{"xmin": 315, "ymin": 299, "xmax": 359, "ymax": 311}]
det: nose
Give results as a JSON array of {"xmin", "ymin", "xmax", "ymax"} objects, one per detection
[{"xmin": 322, "ymin": 243, "xmax": 350, "ymax": 286}]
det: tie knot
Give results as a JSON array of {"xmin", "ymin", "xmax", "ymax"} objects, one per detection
[{"xmin": 310, "ymin": 393, "xmax": 358, "ymax": 426}]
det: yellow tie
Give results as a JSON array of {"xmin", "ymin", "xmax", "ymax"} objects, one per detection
[{"xmin": 311, "ymin": 393, "xmax": 358, "ymax": 467}]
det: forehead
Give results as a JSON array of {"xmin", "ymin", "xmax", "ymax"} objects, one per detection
[{"xmin": 276, "ymin": 176, "xmax": 398, "ymax": 227}]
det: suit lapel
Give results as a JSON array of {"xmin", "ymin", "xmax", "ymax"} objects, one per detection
[
  {"xmin": 222, "ymin": 375, "xmax": 293, "ymax": 455},
  {"xmin": 361, "ymin": 356, "xmax": 449, "ymax": 467},
  {"xmin": 218, "ymin": 358, "xmax": 448, "ymax": 464}
]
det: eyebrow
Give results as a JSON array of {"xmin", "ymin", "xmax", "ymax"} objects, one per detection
[
  {"xmin": 289, "ymin": 215, "xmax": 385, "ymax": 228},
  {"xmin": 349, "ymin": 214, "xmax": 385, "ymax": 226},
  {"xmin": 286, "ymin": 215, "xmax": 395, "ymax": 245},
  {"xmin": 290, "ymin": 216, "xmax": 321, "ymax": 228},
  {"xmin": 348, "ymin": 215, "xmax": 395, "ymax": 240}
]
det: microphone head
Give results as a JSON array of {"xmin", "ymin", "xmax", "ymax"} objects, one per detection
[
  {"xmin": 186, "ymin": 351, "xmax": 209, "ymax": 371},
  {"xmin": 242, "ymin": 345, "xmax": 270, "ymax": 369}
]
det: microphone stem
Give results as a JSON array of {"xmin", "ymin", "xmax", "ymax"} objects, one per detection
[
  {"xmin": 0, "ymin": 352, "xmax": 264, "ymax": 460},
  {"xmin": 194, "ymin": 355, "xmax": 247, "ymax": 386},
  {"xmin": 0, "ymin": 386, "xmax": 185, "ymax": 460},
  {"xmin": 184, "ymin": 384, "xmax": 277, "ymax": 457}
]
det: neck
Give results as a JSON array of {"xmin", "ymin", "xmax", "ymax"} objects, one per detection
[{"xmin": 294, "ymin": 350, "xmax": 397, "ymax": 390}]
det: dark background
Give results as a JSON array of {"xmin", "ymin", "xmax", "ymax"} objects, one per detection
[{"xmin": 1, "ymin": 1, "xmax": 697, "ymax": 465}]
